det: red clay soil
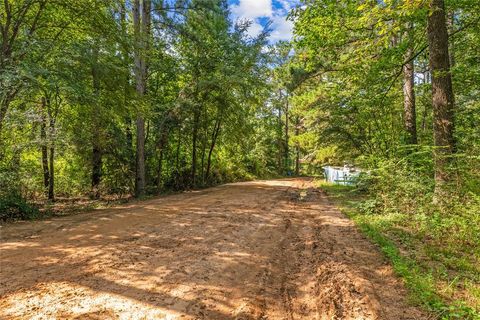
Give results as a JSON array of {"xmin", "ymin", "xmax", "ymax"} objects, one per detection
[{"xmin": 0, "ymin": 178, "xmax": 430, "ymax": 319}]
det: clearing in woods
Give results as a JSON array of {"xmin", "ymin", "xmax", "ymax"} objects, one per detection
[{"xmin": 0, "ymin": 178, "xmax": 428, "ymax": 319}]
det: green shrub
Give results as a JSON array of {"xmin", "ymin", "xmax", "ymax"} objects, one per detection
[
  {"xmin": 355, "ymin": 198, "xmax": 382, "ymax": 215},
  {"xmin": 0, "ymin": 193, "xmax": 39, "ymax": 221},
  {"xmin": 321, "ymin": 152, "xmax": 480, "ymax": 318}
]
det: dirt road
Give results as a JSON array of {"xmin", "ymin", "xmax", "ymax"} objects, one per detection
[{"xmin": 0, "ymin": 178, "xmax": 427, "ymax": 319}]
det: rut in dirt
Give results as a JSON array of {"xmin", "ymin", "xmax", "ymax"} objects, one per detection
[{"xmin": 0, "ymin": 178, "xmax": 428, "ymax": 319}]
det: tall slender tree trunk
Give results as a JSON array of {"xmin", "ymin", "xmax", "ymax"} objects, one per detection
[
  {"xmin": 133, "ymin": 0, "xmax": 150, "ymax": 197},
  {"xmin": 135, "ymin": 120, "xmax": 146, "ymax": 196},
  {"xmin": 206, "ymin": 117, "xmax": 221, "ymax": 181},
  {"xmin": 427, "ymin": 0, "xmax": 456, "ymax": 197},
  {"xmin": 47, "ymin": 107, "xmax": 55, "ymax": 201},
  {"xmin": 91, "ymin": 44, "xmax": 102, "ymax": 198},
  {"xmin": 284, "ymin": 97, "xmax": 289, "ymax": 174},
  {"xmin": 277, "ymin": 94, "xmax": 283, "ymax": 174},
  {"xmin": 40, "ymin": 97, "xmax": 49, "ymax": 194},
  {"xmin": 402, "ymin": 46, "xmax": 417, "ymax": 145},
  {"xmin": 157, "ymin": 146, "xmax": 164, "ymax": 192},
  {"xmin": 294, "ymin": 116, "xmax": 300, "ymax": 176},
  {"xmin": 191, "ymin": 108, "xmax": 200, "ymax": 187},
  {"xmin": 48, "ymin": 142, "xmax": 54, "ymax": 201},
  {"xmin": 120, "ymin": 1, "xmax": 134, "ymax": 172},
  {"xmin": 200, "ymin": 108, "xmax": 207, "ymax": 186},
  {"xmin": 41, "ymin": 95, "xmax": 56, "ymax": 201}
]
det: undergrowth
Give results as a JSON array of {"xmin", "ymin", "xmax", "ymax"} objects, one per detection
[
  {"xmin": 317, "ymin": 175, "xmax": 480, "ymax": 320},
  {"xmin": 0, "ymin": 192, "xmax": 39, "ymax": 221}
]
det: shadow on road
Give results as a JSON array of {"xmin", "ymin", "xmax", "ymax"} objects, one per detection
[{"xmin": 0, "ymin": 178, "xmax": 428, "ymax": 319}]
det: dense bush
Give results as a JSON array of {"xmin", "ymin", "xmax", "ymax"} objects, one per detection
[
  {"xmin": 348, "ymin": 154, "xmax": 480, "ymax": 317},
  {"xmin": 0, "ymin": 193, "xmax": 39, "ymax": 221},
  {"xmin": 0, "ymin": 167, "xmax": 39, "ymax": 221}
]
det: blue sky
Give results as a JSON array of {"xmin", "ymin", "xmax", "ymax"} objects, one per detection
[{"xmin": 228, "ymin": 0, "xmax": 299, "ymax": 42}]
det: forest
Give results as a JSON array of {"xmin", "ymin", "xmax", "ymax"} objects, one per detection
[{"xmin": 1, "ymin": 0, "xmax": 479, "ymax": 319}]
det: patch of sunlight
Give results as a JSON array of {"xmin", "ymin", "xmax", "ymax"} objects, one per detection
[
  {"xmin": 235, "ymin": 179, "xmax": 295, "ymax": 188},
  {"xmin": 320, "ymin": 215, "xmax": 352, "ymax": 227},
  {"xmin": 215, "ymin": 251, "xmax": 252, "ymax": 257},
  {"xmin": 0, "ymin": 281, "xmax": 186, "ymax": 320},
  {"xmin": 0, "ymin": 241, "xmax": 41, "ymax": 249}
]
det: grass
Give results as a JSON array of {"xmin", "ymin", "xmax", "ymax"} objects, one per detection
[{"xmin": 316, "ymin": 180, "xmax": 480, "ymax": 320}]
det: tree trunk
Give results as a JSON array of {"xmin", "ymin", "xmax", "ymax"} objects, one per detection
[
  {"xmin": 40, "ymin": 97, "xmax": 49, "ymax": 193},
  {"xmin": 91, "ymin": 145, "xmax": 102, "ymax": 198},
  {"xmin": 135, "ymin": 117, "xmax": 146, "ymax": 196},
  {"xmin": 427, "ymin": 0, "xmax": 456, "ymax": 196},
  {"xmin": 402, "ymin": 46, "xmax": 417, "ymax": 145},
  {"xmin": 133, "ymin": 0, "xmax": 150, "ymax": 197},
  {"xmin": 294, "ymin": 116, "xmax": 300, "ymax": 176},
  {"xmin": 121, "ymin": 1, "xmax": 134, "ymax": 172},
  {"xmin": 91, "ymin": 44, "xmax": 102, "ymax": 198},
  {"xmin": 284, "ymin": 97, "xmax": 289, "ymax": 174},
  {"xmin": 42, "ymin": 94, "xmax": 56, "ymax": 201},
  {"xmin": 200, "ymin": 110, "xmax": 207, "ymax": 185},
  {"xmin": 48, "ymin": 117, "xmax": 55, "ymax": 201},
  {"xmin": 191, "ymin": 108, "xmax": 200, "ymax": 187},
  {"xmin": 277, "ymin": 94, "xmax": 283, "ymax": 174},
  {"xmin": 156, "ymin": 146, "xmax": 164, "ymax": 192},
  {"xmin": 206, "ymin": 118, "xmax": 221, "ymax": 181},
  {"xmin": 48, "ymin": 145, "xmax": 54, "ymax": 201}
]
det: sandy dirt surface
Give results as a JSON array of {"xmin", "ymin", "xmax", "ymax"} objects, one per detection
[{"xmin": 0, "ymin": 178, "xmax": 429, "ymax": 320}]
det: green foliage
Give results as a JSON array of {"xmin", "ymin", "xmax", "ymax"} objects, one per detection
[
  {"xmin": 0, "ymin": 193, "xmax": 39, "ymax": 221},
  {"xmin": 358, "ymin": 154, "xmax": 434, "ymax": 214},
  {"xmin": 0, "ymin": 0, "xmax": 283, "ymax": 213},
  {"xmin": 0, "ymin": 0, "xmax": 478, "ymax": 314},
  {"xmin": 288, "ymin": 0, "xmax": 480, "ymax": 314},
  {"xmin": 320, "ymin": 180, "xmax": 480, "ymax": 319},
  {"xmin": 0, "ymin": 168, "xmax": 39, "ymax": 221}
]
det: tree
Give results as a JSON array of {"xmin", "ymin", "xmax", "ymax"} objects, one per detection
[
  {"xmin": 133, "ymin": 0, "xmax": 151, "ymax": 197},
  {"xmin": 402, "ymin": 27, "xmax": 418, "ymax": 146},
  {"xmin": 0, "ymin": 0, "xmax": 48, "ymax": 134},
  {"xmin": 90, "ymin": 42, "xmax": 102, "ymax": 198},
  {"xmin": 427, "ymin": 0, "xmax": 456, "ymax": 195}
]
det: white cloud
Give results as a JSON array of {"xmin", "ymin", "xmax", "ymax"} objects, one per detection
[
  {"xmin": 230, "ymin": 0, "xmax": 297, "ymax": 42},
  {"xmin": 246, "ymin": 20, "xmax": 264, "ymax": 38},
  {"xmin": 269, "ymin": 14, "xmax": 293, "ymax": 41},
  {"xmin": 231, "ymin": 0, "xmax": 272, "ymax": 20}
]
